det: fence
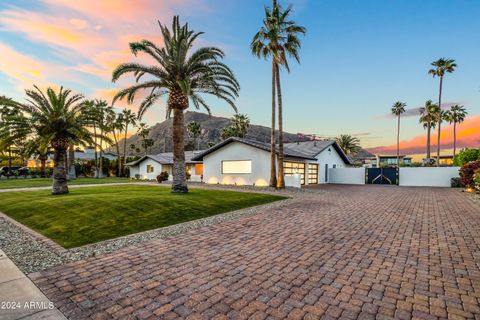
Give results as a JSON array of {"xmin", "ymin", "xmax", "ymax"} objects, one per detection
[{"xmin": 328, "ymin": 168, "xmax": 366, "ymax": 185}]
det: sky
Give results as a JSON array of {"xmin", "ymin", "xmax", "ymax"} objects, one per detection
[{"xmin": 0, "ymin": 0, "xmax": 479, "ymax": 160}]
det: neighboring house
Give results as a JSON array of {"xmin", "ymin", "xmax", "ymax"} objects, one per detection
[
  {"xmin": 27, "ymin": 148, "xmax": 118, "ymax": 168},
  {"xmin": 191, "ymin": 137, "xmax": 351, "ymax": 187},
  {"xmin": 126, "ymin": 151, "xmax": 204, "ymax": 181},
  {"xmin": 350, "ymin": 150, "xmax": 412, "ymax": 168},
  {"xmin": 422, "ymin": 155, "xmax": 454, "ymax": 166}
]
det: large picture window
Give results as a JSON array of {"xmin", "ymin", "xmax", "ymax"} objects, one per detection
[{"xmin": 221, "ymin": 160, "xmax": 252, "ymax": 174}]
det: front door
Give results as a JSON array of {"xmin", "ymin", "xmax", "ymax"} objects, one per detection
[{"xmin": 308, "ymin": 163, "xmax": 319, "ymax": 184}]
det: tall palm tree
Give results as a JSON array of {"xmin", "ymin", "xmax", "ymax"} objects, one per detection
[
  {"xmin": 428, "ymin": 58, "xmax": 456, "ymax": 166},
  {"xmin": 444, "ymin": 104, "xmax": 467, "ymax": 157},
  {"xmin": 391, "ymin": 101, "xmax": 406, "ymax": 166},
  {"xmin": 0, "ymin": 86, "xmax": 92, "ymax": 194},
  {"xmin": 0, "ymin": 101, "xmax": 25, "ymax": 178},
  {"xmin": 187, "ymin": 121, "xmax": 201, "ymax": 150},
  {"xmin": 419, "ymin": 100, "xmax": 439, "ymax": 163},
  {"xmin": 251, "ymin": 2, "xmax": 306, "ymax": 189},
  {"xmin": 231, "ymin": 113, "xmax": 250, "ymax": 138},
  {"xmin": 120, "ymin": 109, "xmax": 137, "ymax": 177},
  {"xmin": 112, "ymin": 16, "xmax": 240, "ymax": 192},
  {"xmin": 336, "ymin": 134, "xmax": 361, "ymax": 155},
  {"xmin": 105, "ymin": 107, "xmax": 125, "ymax": 176}
]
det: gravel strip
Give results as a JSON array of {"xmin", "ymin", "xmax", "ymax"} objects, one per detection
[{"xmin": 0, "ymin": 184, "xmax": 315, "ymax": 275}]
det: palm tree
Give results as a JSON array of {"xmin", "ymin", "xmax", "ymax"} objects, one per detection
[
  {"xmin": 0, "ymin": 101, "xmax": 25, "ymax": 178},
  {"xmin": 391, "ymin": 101, "xmax": 406, "ymax": 166},
  {"xmin": 0, "ymin": 86, "xmax": 92, "ymax": 194},
  {"xmin": 187, "ymin": 121, "xmax": 201, "ymax": 150},
  {"xmin": 251, "ymin": 2, "xmax": 306, "ymax": 189},
  {"xmin": 419, "ymin": 100, "xmax": 440, "ymax": 163},
  {"xmin": 120, "ymin": 109, "xmax": 137, "ymax": 176},
  {"xmin": 428, "ymin": 58, "xmax": 457, "ymax": 166},
  {"xmin": 105, "ymin": 108, "xmax": 125, "ymax": 176},
  {"xmin": 83, "ymin": 100, "xmax": 108, "ymax": 178},
  {"xmin": 231, "ymin": 113, "xmax": 250, "ymax": 138},
  {"xmin": 112, "ymin": 16, "xmax": 240, "ymax": 192},
  {"xmin": 336, "ymin": 134, "xmax": 361, "ymax": 155},
  {"xmin": 444, "ymin": 105, "xmax": 467, "ymax": 157},
  {"xmin": 24, "ymin": 137, "xmax": 52, "ymax": 178}
]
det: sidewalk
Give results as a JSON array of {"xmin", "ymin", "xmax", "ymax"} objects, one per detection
[{"xmin": 0, "ymin": 248, "xmax": 66, "ymax": 320}]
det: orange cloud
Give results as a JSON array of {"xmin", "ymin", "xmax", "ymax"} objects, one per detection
[{"xmin": 368, "ymin": 115, "xmax": 480, "ymax": 155}]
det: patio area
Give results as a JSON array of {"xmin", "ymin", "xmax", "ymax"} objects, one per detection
[{"xmin": 28, "ymin": 185, "xmax": 480, "ymax": 319}]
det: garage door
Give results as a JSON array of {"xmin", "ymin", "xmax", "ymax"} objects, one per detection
[
  {"xmin": 284, "ymin": 161, "xmax": 305, "ymax": 185},
  {"xmin": 308, "ymin": 163, "xmax": 319, "ymax": 184}
]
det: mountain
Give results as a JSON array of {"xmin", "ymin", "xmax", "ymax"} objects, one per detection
[{"xmin": 119, "ymin": 111, "xmax": 302, "ymax": 155}]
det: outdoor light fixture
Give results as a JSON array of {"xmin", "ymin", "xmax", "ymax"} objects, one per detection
[{"xmin": 465, "ymin": 187, "xmax": 474, "ymax": 193}]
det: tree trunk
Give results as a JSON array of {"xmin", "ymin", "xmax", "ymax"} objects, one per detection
[
  {"xmin": 68, "ymin": 144, "xmax": 76, "ymax": 180},
  {"xmin": 275, "ymin": 63, "xmax": 285, "ymax": 189},
  {"xmin": 93, "ymin": 124, "xmax": 99, "ymax": 178},
  {"xmin": 99, "ymin": 128, "xmax": 103, "ymax": 178},
  {"xmin": 426, "ymin": 124, "xmax": 431, "ymax": 162},
  {"xmin": 113, "ymin": 130, "xmax": 121, "ymax": 177},
  {"xmin": 172, "ymin": 108, "xmax": 188, "ymax": 193},
  {"xmin": 7, "ymin": 148, "xmax": 12, "ymax": 179},
  {"xmin": 40, "ymin": 157, "xmax": 46, "ymax": 178},
  {"xmin": 436, "ymin": 76, "xmax": 443, "ymax": 167},
  {"xmin": 270, "ymin": 59, "xmax": 277, "ymax": 188},
  {"xmin": 52, "ymin": 146, "xmax": 69, "ymax": 195},
  {"xmin": 453, "ymin": 122, "xmax": 457, "ymax": 157},
  {"xmin": 123, "ymin": 124, "xmax": 128, "ymax": 177},
  {"xmin": 397, "ymin": 114, "xmax": 400, "ymax": 167}
]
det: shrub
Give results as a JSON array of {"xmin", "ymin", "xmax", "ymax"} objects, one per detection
[
  {"xmin": 475, "ymin": 170, "xmax": 480, "ymax": 192},
  {"xmin": 453, "ymin": 148, "xmax": 480, "ymax": 166},
  {"xmin": 459, "ymin": 160, "xmax": 480, "ymax": 188},
  {"xmin": 156, "ymin": 171, "xmax": 169, "ymax": 183},
  {"xmin": 450, "ymin": 177, "xmax": 461, "ymax": 188}
]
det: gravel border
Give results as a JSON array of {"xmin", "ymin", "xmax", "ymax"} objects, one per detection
[{"xmin": 0, "ymin": 184, "xmax": 308, "ymax": 274}]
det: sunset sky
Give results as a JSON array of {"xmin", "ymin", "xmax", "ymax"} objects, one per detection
[{"xmin": 0, "ymin": 0, "xmax": 479, "ymax": 160}]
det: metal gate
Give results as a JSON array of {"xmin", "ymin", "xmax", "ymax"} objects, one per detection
[{"xmin": 366, "ymin": 168, "xmax": 398, "ymax": 185}]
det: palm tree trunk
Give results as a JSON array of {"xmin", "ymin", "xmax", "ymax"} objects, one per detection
[
  {"xmin": 99, "ymin": 129, "xmax": 103, "ymax": 178},
  {"xmin": 426, "ymin": 124, "xmax": 431, "ymax": 162},
  {"xmin": 275, "ymin": 63, "xmax": 285, "ymax": 189},
  {"xmin": 7, "ymin": 148, "xmax": 12, "ymax": 179},
  {"xmin": 270, "ymin": 59, "xmax": 277, "ymax": 188},
  {"xmin": 453, "ymin": 122, "xmax": 457, "ymax": 157},
  {"xmin": 397, "ymin": 114, "xmax": 400, "ymax": 167},
  {"xmin": 52, "ymin": 146, "xmax": 69, "ymax": 195},
  {"xmin": 40, "ymin": 157, "xmax": 46, "ymax": 178},
  {"xmin": 123, "ymin": 123, "xmax": 128, "ymax": 177},
  {"xmin": 436, "ymin": 76, "xmax": 443, "ymax": 167},
  {"xmin": 113, "ymin": 130, "xmax": 121, "ymax": 177},
  {"xmin": 68, "ymin": 145, "xmax": 76, "ymax": 180},
  {"xmin": 172, "ymin": 107, "xmax": 188, "ymax": 193},
  {"xmin": 93, "ymin": 124, "xmax": 99, "ymax": 178}
]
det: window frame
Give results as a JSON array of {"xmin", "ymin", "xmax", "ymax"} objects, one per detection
[{"xmin": 221, "ymin": 160, "xmax": 252, "ymax": 174}]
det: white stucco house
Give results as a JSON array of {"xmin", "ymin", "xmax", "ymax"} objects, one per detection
[
  {"xmin": 191, "ymin": 137, "xmax": 351, "ymax": 187},
  {"xmin": 126, "ymin": 151, "xmax": 204, "ymax": 181}
]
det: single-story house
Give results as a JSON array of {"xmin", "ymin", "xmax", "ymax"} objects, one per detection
[
  {"xmin": 126, "ymin": 151, "xmax": 204, "ymax": 181},
  {"xmin": 191, "ymin": 137, "xmax": 351, "ymax": 187},
  {"xmin": 350, "ymin": 150, "xmax": 412, "ymax": 168}
]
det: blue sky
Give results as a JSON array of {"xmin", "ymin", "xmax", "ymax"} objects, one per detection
[{"xmin": 0, "ymin": 0, "xmax": 479, "ymax": 154}]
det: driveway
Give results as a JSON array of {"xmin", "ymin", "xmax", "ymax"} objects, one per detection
[{"xmin": 30, "ymin": 185, "xmax": 480, "ymax": 319}]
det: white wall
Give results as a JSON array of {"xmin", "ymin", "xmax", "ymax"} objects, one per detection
[
  {"xmin": 314, "ymin": 147, "xmax": 348, "ymax": 184},
  {"xmin": 329, "ymin": 168, "xmax": 365, "ymax": 185},
  {"xmin": 285, "ymin": 174, "xmax": 302, "ymax": 188},
  {"xmin": 129, "ymin": 166, "xmax": 139, "ymax": 179},
  {"xmin": 137, "ymin": 158, "xmax": 163, "ymax": 180},
  {"xmin": 399, "ymin": 167, "xmax": 460, "ymax": 187},
  {"xmin": 203, "ymin": 142, "xmax": 271, "ymax": 186}
]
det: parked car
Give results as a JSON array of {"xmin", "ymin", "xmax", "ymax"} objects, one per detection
[{"xmin": 0, "ymin": 166, "xmax": 29, "ymax": 176}]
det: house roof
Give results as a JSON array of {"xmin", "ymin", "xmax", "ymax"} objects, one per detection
[
  {"xmin": 126, "ymin": 151, "xmax": 204, "ymax": 167},
  {"xmin": 191, "ymin": 137, "xmax": 351, "ymax": 164}
]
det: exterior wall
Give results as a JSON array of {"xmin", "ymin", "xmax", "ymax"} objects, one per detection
[
  {"xmin": 129, "ymin": 166, "xmax": 139, "ymax": 178},
  {"xmin": 329, "ymin": 168, "xmax": 365, "ymax": 185},
  {"xmin": 136, "ymin": 159, "xmax": 163, "ymax": 180},
  {"xmin": 203, "ymin": 142, "xmax": 271, "ymax": 186},
  {"xmin": 312, "ymin": 147, "xmax": 347, "ymax": 184},
  {"xmin": 285, "ymin": 174, "xmax": 302, "ymax": 188},
  {"xmin": 399, "ymin": 167, "xmax": 460, "ymax": 187}
]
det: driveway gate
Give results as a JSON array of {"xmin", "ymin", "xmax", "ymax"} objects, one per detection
[{"xmin": 366, "ymin": 168, "xmax": 398, "ymax": 185}]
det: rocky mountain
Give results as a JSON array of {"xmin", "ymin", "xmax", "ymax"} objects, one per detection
[{"xmin": 119, "ymin": 111, "xmax": 302, "ymax": 155}]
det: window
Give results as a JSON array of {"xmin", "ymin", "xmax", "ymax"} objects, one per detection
[
  {"xmin": 222, "ymin": 160, "xmax": 252, "ymax": 174},
  {"xmin": 284, "ymin": 161, "xmax": 305, "ymax": 185},
  {"xmin": 146, "ymin": 164, "xmax": 154, "ymax": 173},
  {"xmin": 308, "ymin": 164, "xmax": 318, "ymax": 184},
  {"xmin": 325, "ymin": 164, "xmax": 328, "ymax": 182}
]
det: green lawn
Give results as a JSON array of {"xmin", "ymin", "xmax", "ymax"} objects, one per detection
[
  {"xmin": 0, "ymin": 185, "xmax": 285, "ymax": 248},
  {"xmin": 0, "ymin": 177, "xmax": 135, "ymax": 189}
]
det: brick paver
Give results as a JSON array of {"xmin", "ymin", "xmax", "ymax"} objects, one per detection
[{"xmin": 30, "ymin": 186, "xmax": 480, "ymax": 319}]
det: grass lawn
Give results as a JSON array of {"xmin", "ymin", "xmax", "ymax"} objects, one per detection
[
  {"xmin": 0, "ymin": 177, "xmax": 135, "ymax": 189},
  {"xmin": 0, "ymin": 185, "xmax": 285, "ymax": 248}
]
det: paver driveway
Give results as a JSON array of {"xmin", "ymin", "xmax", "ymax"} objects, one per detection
[{"xmin": 30, "ymin": 185, "xmax": 480, "ymax": 319}]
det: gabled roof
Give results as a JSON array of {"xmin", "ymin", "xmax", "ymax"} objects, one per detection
[
  {"xmin": 126, "ymin": 151, "xmax": 204, "ymax": 167},
  {"xmin": 283, "ymin": 140, "xmax": 352, "ymax": 165},
  {"xmin": 191, "ymin": 137, "xmax": 342, "ymax": 162}
]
